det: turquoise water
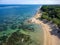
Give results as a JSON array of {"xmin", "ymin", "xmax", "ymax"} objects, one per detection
[
  {"xmin": 0, "ymin": 5, "xmax": 41, "ymax": 24},
  {"xmin": 0, "ymin": 5, "xmax": 44, "ymax": 45},
  {"xmin": 0, "ymin": 5, "xmax": 40, "ymax": 31},
  {"xmin": 0, "ymin": 5, "xmax": 40, "ymax": 18},
  {"xmin": 0, "ymin": 5, "xmax": 41, "ymax": 32}
]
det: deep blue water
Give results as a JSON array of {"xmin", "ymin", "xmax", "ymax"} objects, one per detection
[
  {"xmin": 0, "ymin": 5, "xmax": 40, "ymax": 23},
  {"xmin": 0, "ymin": 5, "xmax": 40, "ymax": 17}
]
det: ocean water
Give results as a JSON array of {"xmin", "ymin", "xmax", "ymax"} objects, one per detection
[
  {"xmin": 0, "ymin": 5, "xmax": 44, "ymax": 45},
  {"xmin": 0, "ymin": 5, "xmax": 40, "ymax": 23},
  {"xmin": 0, "ymin": 5, "xmax": 40, "ymax": 17},
  {"xmin": 0, "ymin": 5, "xmax": 41, "ymax": 31}
]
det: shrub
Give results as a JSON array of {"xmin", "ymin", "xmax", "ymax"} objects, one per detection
[{"xmin": 52, "ymin": 18, "xmax": 60, "ymax": 25}]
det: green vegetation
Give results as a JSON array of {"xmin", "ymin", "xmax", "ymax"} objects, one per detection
[
  {"xmin": 0, "ymin": 5, "xmax": 44, "ymax": 45},
  {"xmin": 0, "ymin": 14, "xmax": 36, "ymax": 45},
  {"xmin": 40, "ymin": 5, "xmax": 60, "ymax": 28},
  {"xmin": 5, "ymin": 30, "xmax": 31, "ymax": 45},
  {"xmin": 0, "ymin": 22, "xmax": 44, "ymax": 45}
]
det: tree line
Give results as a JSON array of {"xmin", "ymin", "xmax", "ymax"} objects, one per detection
[{"xmin": 40, "ymin": 5, "xmax": 60, "ymax": 29}]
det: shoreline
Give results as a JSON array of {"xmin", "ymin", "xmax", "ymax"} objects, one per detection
[{"xmin": 28, "ymin": 11, "xmax": 60, "ymax": 45}]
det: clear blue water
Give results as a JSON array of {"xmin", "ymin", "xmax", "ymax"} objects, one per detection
[
  {"xmin": 0, "ymin": 5, "xmax": 40, "ymax": 23},
  {"xmin": 0, "ymin": 5, "xmax": 40, "ymax": 17},
  {"xmin": 0, "ymin": 5, "xmax": 41, "ymax": 31},
  {"xmin": 0, "ymin": 5, "xmax": 44, "ymax": 45}
]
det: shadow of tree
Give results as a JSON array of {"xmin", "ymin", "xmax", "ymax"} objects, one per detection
[
  {"xmin": 50, "ymin": 29, "xmax": 60, "ymax": 39},
  {"xmin": 49, "ymin": 23, "xmax": 60, "ymax": 39}
]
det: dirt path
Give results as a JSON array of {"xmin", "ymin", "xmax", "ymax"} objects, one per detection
[{"xmin": 28, "ymin": 12, "xmax": 60, "ymax": 45}]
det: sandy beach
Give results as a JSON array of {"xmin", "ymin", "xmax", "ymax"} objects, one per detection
[{"xmin": 28, "ymin": 12, "xmax": 60, "ymax": 45}]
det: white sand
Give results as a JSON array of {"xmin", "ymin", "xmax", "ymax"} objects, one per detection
[{"xmin": 28, "ymin": 12, "xmax": 60, "ymax": 45}]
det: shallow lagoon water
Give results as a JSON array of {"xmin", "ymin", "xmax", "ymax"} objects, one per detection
[
  {"xmin": 29, "ymin": 24, "xmax": 44, "ymax": 45},
  {"xmin": 0, "ymin": 5, "xmax": 43, "ymax": 45}
]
